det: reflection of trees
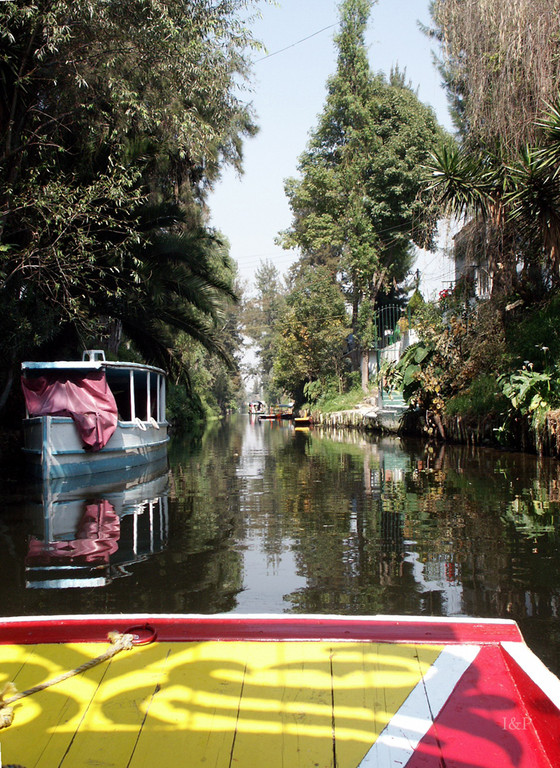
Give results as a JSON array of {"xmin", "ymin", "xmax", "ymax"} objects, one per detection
[
  {"xmin": 167, "ymin": 425, "xmax": 560, "ymax": 670},
  {"xmin": 268, "ymin": 433, "xmax": 414, "ymax": 614},
  {"xmin": 155, "ymin": 425, "xmax": 560, "ymax": 672},
  {"xmin": 163, "ymin": 423, "xmax": 245, "ymax": 613},
  {"xmin": 402, "ymin": 443, "xmax": 560, "ymax": 629},
  {"xmin": 227, "ymin": 426, "xmax": 560, "ymax": 672}
]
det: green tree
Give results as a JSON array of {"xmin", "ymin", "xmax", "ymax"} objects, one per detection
[
  {"xmin": 426, "ymin": 107, "xmax": 560, "ymax": 298},
  {"xmin": 0, "ymin": 0, "xmax": 262, "ymax": 414},
  {"xmin": 279, "ymin": 0, "xmax": 446, "ymax": 384},
  {"xmin": 0, "ymin": 0, "xmax": 259, "ymax": 198},
  {"xmin": 243, "ymin": 260, "xmax": 286, "ymax": 402},
  {"xmin": 425, "ymin": 0, "xmax": 560, "ymax": 300},
  {"xmin": 170, "ymin": 293, "xmax": 246, "ymax": 427},
  {"xmin": 272, "ymin": 264, "xmax": 351, "ymax": 404},
  {"xmin": 279, "ymin": 0, "xmax": 379, "ymax": 326}
]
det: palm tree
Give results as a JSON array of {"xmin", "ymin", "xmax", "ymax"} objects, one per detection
[
  {"xmin": 425, "ymin": 143, "xmax": 518, "ymax": 295},
  {"xmin": 113, "ymin": 227, "xmax": 238, "ymax": 380},
  {"xmin": 85, "ymin": 198, "xmax": 239, "ymax": 382},
  {"xmin": 505, "ymin": 145, "xmax": 560, "ymax": 290}
]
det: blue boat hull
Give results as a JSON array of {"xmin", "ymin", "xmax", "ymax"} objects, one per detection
[{"xmin": 22, "ymin": 415, "xmax": 169, "ymax": 480}]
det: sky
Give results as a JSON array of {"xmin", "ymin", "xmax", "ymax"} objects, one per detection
[{"xmin": 209, "ymin": 0, "xmax": 457, "ymax": 300}]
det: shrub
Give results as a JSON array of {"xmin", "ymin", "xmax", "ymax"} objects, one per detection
[{"xmin": 446, "ymin": 374, "xmax": 507, "ymax": 418}]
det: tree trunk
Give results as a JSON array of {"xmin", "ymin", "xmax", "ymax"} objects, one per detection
[
  {"xmin": 0, "ymin": 369, "xmax": 14, "ymax": 413},
  {"xmin": 361, "ymin": 348, "xmax": 369, "ymax": 391},
  {"xmin": 107, "ymin": 319, "xmax": 123, "ymax": 357}
]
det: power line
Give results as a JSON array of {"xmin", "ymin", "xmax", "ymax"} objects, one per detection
[{"xmin": 255, "ymin": 22, "xmax": 340, "ymax": 63}]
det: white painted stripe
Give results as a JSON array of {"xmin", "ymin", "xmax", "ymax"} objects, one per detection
[
  {"xmin": 502, "ymin": 641, "xmax": 560, "ymax": 710},
  {"xmin": 358, "ymin": 645, "xmax": 480, "ymax": 768}
]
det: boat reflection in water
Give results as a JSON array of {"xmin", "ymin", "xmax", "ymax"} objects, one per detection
[{"xmin": 24, "ymin": 461, "xmax": 169, "ymax": 589}]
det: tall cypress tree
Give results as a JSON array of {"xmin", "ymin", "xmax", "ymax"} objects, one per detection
[
  {"xmin": 280, "ymin": 0, "xmax": 445, "ymax": 380},
  {"xmin": 281, "ymin": 0, "xmax": 377, "ymax": 328}
]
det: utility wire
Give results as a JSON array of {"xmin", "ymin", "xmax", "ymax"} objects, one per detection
[{"xmin": 255, "ymin": 22, "xmax": 340, "ymax": 63}]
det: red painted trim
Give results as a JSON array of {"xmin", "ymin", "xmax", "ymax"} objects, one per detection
[
  {"xmin": 0, "ymin": 615, "xmax": 523, "ymax": 646},
  {"xmin": 407, "ymin": 645, "xmax": 558, "ymax": 767},
  {"xmin": 501, "ymin": 645, "xmax": 560, "ymax": 763}
]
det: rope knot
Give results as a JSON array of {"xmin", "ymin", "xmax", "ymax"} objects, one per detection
[
  {"xmin": 107, "ymin": 631, "xmax": 135, "ymax": 651},
  {"xmin": 0, "ymin": 682, "xmax": 17, "ymax": 729}
]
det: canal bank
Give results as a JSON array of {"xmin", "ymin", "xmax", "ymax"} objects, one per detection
[
  {"xmin": 309, "ymin": 395, "xmax": 560, "ymax": 458},
  {"xmin": 310, "ymin": 394, "xmax": 412, "ymax": 434}
]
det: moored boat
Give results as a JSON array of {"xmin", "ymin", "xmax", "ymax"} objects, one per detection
[
  {"xmin": 0, "ymin": 613, "xmax": 558, "ymax": 767},
  {"xmin": 21, "ymin": 350, "xmax": 169, "ymax": 479},
  {"xmin": 277, "ymin": 403, "xmax": 294, "ymax": 419}
]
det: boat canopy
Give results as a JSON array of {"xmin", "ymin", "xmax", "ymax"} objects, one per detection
[
  {"xmin": 22, "ymin": 351, "xmax": 167, "ymax": 426},
  {"xmin": 21, "ymin": 370, "xmax": 118, "ymax": 451}
]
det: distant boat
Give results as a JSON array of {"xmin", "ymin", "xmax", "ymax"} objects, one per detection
[
  {"xmin": 277, "ymin": 403, "xmax": 294, "ymax": 419},
  {"xmin": 21, "ymin": 350, "xmax": 169, "ymax": 479},
  {"xmin": 0, "ymin": 614, "xmax": 559, "ymax": 767},
  {"xmin": 258, "ymin": 404, "xmax": 294, "ymax": 421},
  {"xmin": 294, "ymin": 416, "xmax": 312, "ymax": 427}
]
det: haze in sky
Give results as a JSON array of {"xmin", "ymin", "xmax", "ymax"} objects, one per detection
[{"xmin": 209, "ymin": 0, "xmax": 457, "ymax": 299}]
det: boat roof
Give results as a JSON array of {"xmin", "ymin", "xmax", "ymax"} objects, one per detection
[{"xmin": 21, "ymin": 359, "xmax": 166, "ymax": 376}]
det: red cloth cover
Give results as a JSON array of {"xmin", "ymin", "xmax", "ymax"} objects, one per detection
[{"xmin": 22, "ymin": 370, "xmax": 118, "ymax": 451}]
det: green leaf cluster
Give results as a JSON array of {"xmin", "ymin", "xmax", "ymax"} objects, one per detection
[
  {"xmin": 499, "ymin": 366, "xmax": 560, "ymax": 431},
  {"xmin": 0, "ymin": 0, "xmax": 263, "ymax": 415},
  {"xmin": 385, "ymin": 341, "xmax": 434, "ymax": 403},
  {"xmin": 242, "ymin": 260, "xmax": 287, "ymax": 403},
  {"xmin": 272, "ymin": 264, "xmax": 351, "ymax": 403},
  {"xmin": 279, "ymin": 0, "xmax": 446, "ymax": 315}
]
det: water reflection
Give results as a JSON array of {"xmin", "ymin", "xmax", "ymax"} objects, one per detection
[
  {"xmin": 1, "ymin": 415, "xmax": 559, "ymax": 675},
  {"xmin": 23, "ymin": 463, "xmax": 169, "ymax": 589},
  {"xmin": 168, "ymin": 417, "xmax": 560, "ymax": 673}
]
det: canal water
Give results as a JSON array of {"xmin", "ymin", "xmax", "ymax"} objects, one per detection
[{"xmin": 1, "ymin": 414, "xmax": 559, "ymax": 675}]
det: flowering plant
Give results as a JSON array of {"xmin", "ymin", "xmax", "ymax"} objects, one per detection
[{"xmin": 439, "ymin": 288, "xmax": 454, "ymax": 304}]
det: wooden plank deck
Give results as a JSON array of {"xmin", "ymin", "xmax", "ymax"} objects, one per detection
[{"xmin": 1, "ymin": 640, "xmax": 442, "ymax": 767}]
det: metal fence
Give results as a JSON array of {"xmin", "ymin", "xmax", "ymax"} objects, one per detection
[{"xmin": 373, "ymin": 305, "xmax": 409, "ymax": 350}]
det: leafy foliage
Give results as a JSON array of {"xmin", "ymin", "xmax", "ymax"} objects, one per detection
[
  {"xmin": 498, "ymin": 366, "xmax": 560, "ymax": 437},
  {"xmin": 272, "ymin": 264, "xmax": 351, "ymax": 404},
  {"xmin": 279, "ymin": 0, "xmax": 446, "ymax": 348},
  {"xmin": 242, "ymin": 260, "xmax": 286, "ymax": 403},
  {"xmin": 0, "ymin": 0, "xmax": 262, "ymax": 417},
  {"xmin": 384, "ymin": 288, "xmax": 507, "ymax": 415},
  {"xmin": 426, "ymin": 2, "xmax": 560, "ymax": 299},
  {"xmin": 425, "ymin": 105, "xmax": 560, "ymax": 297},
  {"xmin": 384, "ymin": 340, "xmax": 435, "ymax": 406},
  {"xmin": 377, "ymin": 2, "xmax": 560, "ymax": 449},
  {"xmin": 445, "ymin": 375, "xmax": 507, "ymax": 419},
  {"xmin": 506, "ymin": 294, "xmax": 560, "ymax": 367}
]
